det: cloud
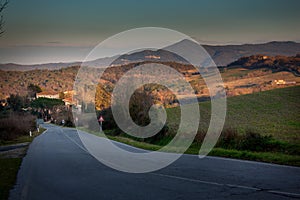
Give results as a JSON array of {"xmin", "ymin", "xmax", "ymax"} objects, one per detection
[{"xmin": 46, "ymin": 41, "xmax": 63, "ymax": 44}]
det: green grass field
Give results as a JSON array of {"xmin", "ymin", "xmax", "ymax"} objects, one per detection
[{"xmin": 167, "ymin": 86, "xmax": 300, "ymax": 144}]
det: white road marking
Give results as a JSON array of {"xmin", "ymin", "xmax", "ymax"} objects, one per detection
[
  {"xmin": 150, "ymin": 172, "xmax": 260, "ymax": 190},
  {"xmin": 268, "ymin": 190, "xmax": 300, "ymax": 198},
  {"xmin": 150, "ymin": 173, "xmax": 300, "ymax": 198}
]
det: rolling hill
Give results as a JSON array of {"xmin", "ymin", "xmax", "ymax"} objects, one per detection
[
  {"xmin": 166, "ymin": 86, "xmax": 300, "ymax": 144},
  {"xmin": 203, "ymin": 41, "xmax": 300, "ymax": 66},
  {"xmin": 227, "ymin": 54, "xmax": 300, "ymax": 76},
  {"xmin": 1, "ymin": 40, "xmax": 299, "ymax": 71}
]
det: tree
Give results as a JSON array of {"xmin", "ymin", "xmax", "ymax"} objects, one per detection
[
  {"xmin": 59, "ymin": 92, "xmax": 65, "ymax": 99},
  {"xmin": 27, "ymin": 83, "xmax": 42, "ymax": 98},
  {"xmin": 7, "ymin": 94, "xmax": 28, "ymax": 111},
  {"xmin": 0, "ymin": 0, "xmax": 8, "ymax": 35},
  {"xmin": 31, "ymin": 98, "xmax": 64, "ymax": 109}
]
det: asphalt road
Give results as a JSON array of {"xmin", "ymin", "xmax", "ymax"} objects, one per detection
[{"xmin": 9, "ymin": 124, "xmax": 300, "ymax": 200}]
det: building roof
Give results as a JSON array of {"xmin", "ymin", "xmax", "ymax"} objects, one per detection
[{"xmin": 37, "ymin": 91, "xmax": 58, "ymax": 96}]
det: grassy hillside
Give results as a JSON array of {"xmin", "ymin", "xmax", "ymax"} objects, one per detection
[
  {"xmin": 166, "ymin": 86, "xmax": 300, "ymax": 144},
  {"xmin": 79, "ymin": 86, "xmax": 300, "ymax": 166}
]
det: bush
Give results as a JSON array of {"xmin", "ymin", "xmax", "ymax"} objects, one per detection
[
  {"xmin": 217, "ymin": 128, "xmax": 240, "ymax": 149},
  {"xmin": 194, "ymin": 129, "xmax": 206, "ymax": 144},
  {"xmin": 64, "ymin": 117, "xmax": 75, "ymax": 127},
  {"xmin": 144, "ymin": 124, "xmax": 170, "ymax": 145},
  {"xmin": 194, "ymin": 128, "xmax": 240, "ymax": 148},
  {"xmin": 195, "ymin": 128, "xmax": 298, "ymax": 154},
  {"xmin": 0, "ymin": 113, "xmax": 36, "ymax": 141},
  {"xmin": 239, "ymin": 131, "xmax": 273, "ymax": 152},
  {"xmin": 7, "ymin": 94, "xmax": 29, "ymax": 112}
]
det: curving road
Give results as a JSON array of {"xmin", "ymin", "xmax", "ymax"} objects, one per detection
[{"xmin": 9, "ymin": 124, "xmax": 300, "ymax": 200}]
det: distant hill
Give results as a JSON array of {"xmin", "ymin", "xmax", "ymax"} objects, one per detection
[
  {"xmin": 1, "ymin": 41, "xmax": 299, "ymax": 71},
  {"xmin": 203, "ymin": 41, "xmax": 300, "ymax": 66},
  {"xmin": 114, "ymin": 40, "xmax": 300, "ymax": 67},
  {"xmin": 0, "ymin": 56, "xmax": 120, "ymax": 71},
  {"xmin": 110, "ymin": 49, "xmax": 189, "ymax": 65},
  {"xmin": 228, "ymin": 54, "xmax": 300, "ymax": 76},
  {"xmin": 0, "ymin": 62, "xmax": 81, "ymax": 71}
]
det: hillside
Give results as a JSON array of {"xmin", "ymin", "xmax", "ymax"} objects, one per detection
[
  {"xmin": 1, "ymin": 57, "xmax": 299, "ymax": 105},
  {"xmin": 203, "ymin": 41, "xmax": 300, "ymax": 66},
  {"xmin": 166, "ymin": 86, "xmax": 300, "ymax": 144},
  {"xmin": 111, "ymin": 49, "xmax": 189, "ymax": 65},
  {"xmin": 228, "ymin": 54, "xmax": 300, "ymax": 76},
  {"xmin": 0, "ymin": 66, "xmax": 79, "ymax": 98}
]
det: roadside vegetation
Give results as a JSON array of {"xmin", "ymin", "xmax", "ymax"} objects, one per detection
[
  {"xmin": 0, "ymin": 91, "xmax": 46, "ymax": 200},
  {"xmin": 0, "ymin": 113, "xmax": 36, "ymax": 144},
  {"xmin": 0, "ymin": 158, "xmax": 22, "ymax": 200},
  {"xmin": 0, "ymin": 124, "xmax": 44, "ymax": 200},
  {"xmin": 0, "ymin": 127, "xmax": 44, "ymax": 200},
  {"xmin": 80, "ymin": 86, "xmax": 300, "ymax": 166}
]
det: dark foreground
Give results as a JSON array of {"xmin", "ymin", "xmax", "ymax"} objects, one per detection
[{"xmin": 9, "ymin": 124, "xmax": 300, "ymax": 200}]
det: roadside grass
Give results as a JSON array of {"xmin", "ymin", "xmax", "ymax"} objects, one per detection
[
  {"xmin": 78, "ymin": 127, "xmax": 300, "ymax": 167},
  {"xmin": 0, "ymin": 128, "xmax": 45, "ymax": 200},
  {"xmin": 208, "ymin": 149, "xmax": 300, "ymax": 166},
  {"xmin": 0, "ymin": 158, "xmax": 22, "ymax": 200},
  {"xmin": 77, "ymin": 127, "xmax": 162, "ymax": 151},
  {"xmin": 186, "ymin": 145, "xmax": 300, "ymax": 167},
  {"xmin": 0, "ymin": 128, "xmax": 45, "ymax": 146}
]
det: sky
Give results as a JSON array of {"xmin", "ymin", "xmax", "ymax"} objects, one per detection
[{"xmin": 0, "ymin": 0, "xmax": 299, "ymax": 64}]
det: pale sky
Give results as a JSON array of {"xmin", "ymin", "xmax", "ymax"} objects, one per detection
[{"xmin": 0, "ymin": 0, "xmax": 299, "ymax": 64}]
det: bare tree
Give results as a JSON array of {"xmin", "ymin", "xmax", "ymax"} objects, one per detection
[{"xmin": 0, "ymin": 0, "xmax": 8, "ymax": 35}]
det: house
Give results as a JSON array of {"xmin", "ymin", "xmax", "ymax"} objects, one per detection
[
  {"xmin": 63, "ymin": 90, "xmax": 75, "ymax": 96},
  {"xmin": 274, "ymin": 80, "xmax": 286, "ymax": 85},
  {"xmin": 36, "ymin": 91, "xmax": 59, "ymax": 99},
  {"xmin": 62, "ymin": 97, "xmax": 76, "ymax": 106},
  {"xmin": 62, "ymin": 90, "xmax": 77, "ymax": 106},
  {"xmin": 145, "ymin": 55, "xmax": 160, "ymax": 59},
  {"xmin": 273, "ymin": 80, "xmax": 296, "ymax": 85}
]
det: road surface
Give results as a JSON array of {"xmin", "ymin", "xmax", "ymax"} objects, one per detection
[{"xmin": 9, "ymin": 124, "xmax": 300, "ymax": 200}]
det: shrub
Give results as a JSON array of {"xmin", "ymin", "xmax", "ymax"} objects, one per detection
[
  {"xmin": 194, "ymin": 129, "xmax": 207, "ymax": 144},
  {"xmin": 217, "ymin": 128, "xmax": 240, "ymax": 149},
  {"xmin": 194, "ymin": 128, "xmax": 298, "ymax": 154},
  {"xmin": 64, "ymin": 117, "xmax": 75, "ymax": 127},
  {"xmin": 239, "ymin": 130, "xmax": 273, "ymax": 152},
  {"xmin": 0, "ymin": 113, "xmax": 36, "ymax": 141},
  {"xmin": 145, "ymin": 124, "xmax": 170, "ymax": 145}
]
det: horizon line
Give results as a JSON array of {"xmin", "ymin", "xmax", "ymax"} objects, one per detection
[{"xmin": 0, "ymin": 40, "xmax": 299, "ymax": 65}]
